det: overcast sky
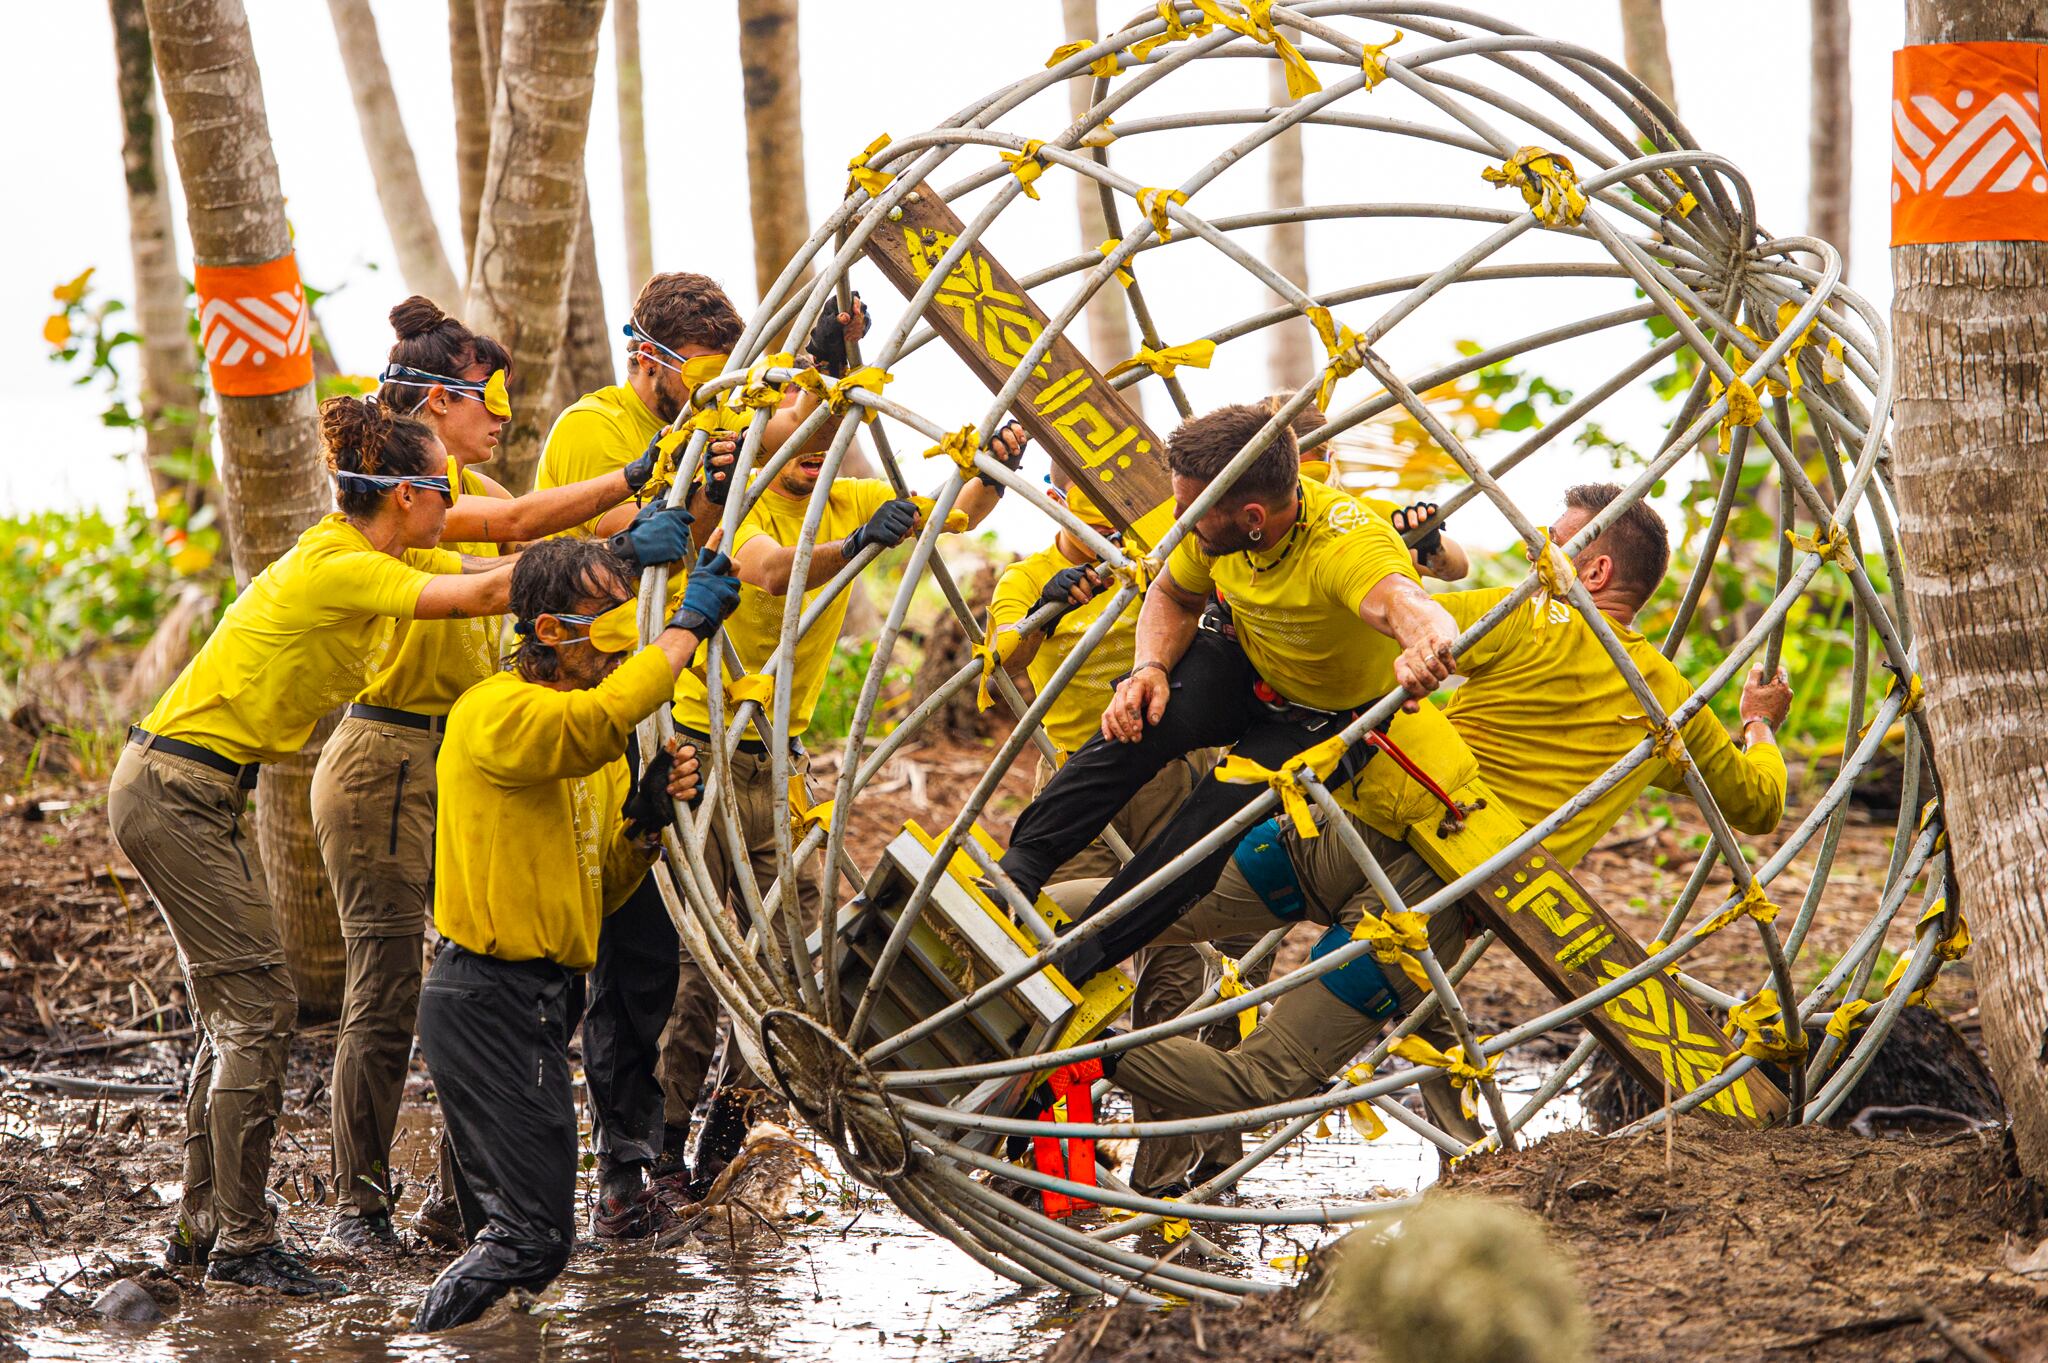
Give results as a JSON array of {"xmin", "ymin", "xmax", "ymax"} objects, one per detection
[{"xmin": 1, "ymin": 1, "xmax": 1905, "ymax": 549}]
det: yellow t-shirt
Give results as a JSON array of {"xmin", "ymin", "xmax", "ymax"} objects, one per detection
[
  {"xmin": 534, "ymin": 381, "xmax": 663, "ymax": 537},
  {"xmin": 352, "ymin": 463, "xmax": 503, "ymax": 716},
  {"xmin": 673, "ymin": 477, "xmax": 896, "ymax": 739},
  {"xmin": 989, "ymin": 540, "xmax": 1133, "ymax": 756},
  {"xmin": 141, "ymin": 516, "xmax": 462, "ymax": 765},
  {"xmin": 1438, "ymin": 586, "xmax": 1788, "ymax": 867},
  {"xmin": 1165, "ymin": 477, "xmax": 1418, "ymax": 710},
  {"xmin": 433, "ymin": 645, "xmax": 672, "ymax": 970}
]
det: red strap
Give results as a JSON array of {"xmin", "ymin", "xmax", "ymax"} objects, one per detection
[
  {"xmin": 1031, "ymin": 1060, "xmax": 1103, "ymax": 1218},
  {"xmin": 1365, "ymin": 729, "xmax": 1463, "ymax": 821}
]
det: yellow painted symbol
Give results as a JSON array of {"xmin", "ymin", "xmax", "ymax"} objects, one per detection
[
  {"xmin": 902, "ymin": 227, "xmax": 1049, "ymax": 380},
  {"xmin": 1033, "ymin": 367, "xmax": 1149, "ymax": 484},
  {"xmin": 1507, "ymin": 870, "xmax": 1591, "ymax": 940},
  {"xmin": 1596, "ymin": 961, "xmax": 1756, "ymax": 1119}
]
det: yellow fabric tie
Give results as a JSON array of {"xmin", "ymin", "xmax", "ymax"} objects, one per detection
[
  {"xmin": 1080, "ymin": 118, "xmax": 1119, "ymax": 148},
  {"xmin": 1526, "ymin": 529, "xmax": 1576, "ymax": 629},
  {"xmin": 1111, "ymin": 556, "xmax": 1154, "ymax": 597},
  {"xmin": 1001, "ymin": 140, "xmax": 1049, "ymax": 200},
  {"xmin": 1160, "ymin": 1200, "xmax": 1192, "ymax": 1243},
  {"xmin": 1664, "ymin": 169, "xmax": 1697, "ymax": 219},
  {"xmin": 1351, "ymin": 909, "xmax": 1435, "ymax": 995},
  {"xmin": 1696, "ymin": 880, "xmax": 1779, "ymax": 939},
  {"xmin": 1306, "ymin": 305, "xmax": 1365, "ymax": 411},
  {"xmin": 1136, "ymin": 186, "xmax": 1189, "ymax": 240},
  {"xmin": 1879, "ymin": 898, "xmax": 1967, "ymax": 1006},
  {"xmin": 1616, "ymin": 713, "xmax": 1691, "ymax": 772},
  {"xmin": 787, "ymin": 776, "xmax": 834, "ymax": 837},
  {"xmin": 969, "ymin": 638, "xmax": 1000, "ymax": 713},
  {"xmin": 1710, "ymin": 373, "xmax": 1763, "ymax": 454},
  {"xmin": 1104, "ymin": 338, "xmax": 1216, "ymax": 380},
  {"xmin": 1723, "ymin": 989, "xmax": 1806, "ymax": 1063},
  {"xmin": 847, "ymin": 133, "xmax": 895, "ymax": 198},
  {"xmin": 1097, "ymin": 238, "xmax": 1135, "ymax": 288},
  {"xmin": 1214, "ymin": 733, "xmax": 1352, "ymax": 839},
  {"xmin": 1130, "ymin": 1, "xmax": 1213, "ymax": 61},
  {"xmin": 1388, "ymin": 1034, "xmax": 1498, "ymax": 1119},
  {"xmin": 724, "ymin": 673, "xmax": 777, "ymax": 714},
  {"xmin": 1824, "ymin": 996, "xmax": 1874, "ymax": 1042},
  {"xmin": 1823, "ymin": 335, "xmax": 1846, "ymax": 383},
  {"xmin": 803, "ymin": 365, "xmax": 892, "ymax": 421},
  {"xmin": 733, "ymin": 352, "xmax": 796, "ymax": 410},
  {"xmin": 1359, "ymin": 29, "xmax": 1403, "ymax": 90},
  {"xmin": 1343, "ymin": 1063, "xmax": 1387, "ymax": 1141},
  {"xmin": 1773, "ymin": 300, "xmax": 1819, "ymax": 395},
  {"xmin": 1787, "ymin": 524, "xmax": 1857, "ymax": 572},
  {"xmin": 1480, "ymin": 146, "xmax": 1589, "ymax": 228},
  {"xmin": 684, "ymin": 402, "xmax": 753, "ymax": 437},
  {"xmin": 1046, "ymin": 39, "xmax": 1124, "ymax": 79},
  {"xmin": 1195, "ymin": 0, "xmax": 1321, "ymax": 99},
  {"xmin": 925, "ymin": 425, "xmax": 982, "ymax": 477},
  {"xmin": 1217, "ymin": 959, "xmax": 1259, "ymax": 1040}
]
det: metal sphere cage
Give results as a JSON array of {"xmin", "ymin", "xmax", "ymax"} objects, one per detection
[{"xmin": 630, "ymin": 3, "xmax": 1947, "ymax": 1302}]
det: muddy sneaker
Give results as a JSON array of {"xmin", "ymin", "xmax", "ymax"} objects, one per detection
[
  {"xmin": 690, "ymin": 1088, "xmax": 755, "ymax": 1192},
  {"xmin": 321, "ymin": 1211, "xmax": 402, "ymax": 1256},
  {"xmin": 590, "ymin": 1187, "xmax": 675, "ymax": 1240},
  {"xmin": 162, "ymin": 1229, "xmax": 211, "ymax": 1271},
  {"xmin": 410, "ymin": 1189, "xmax": 466, "ymax": 1250},
  {"xmin": 205, "ymin": 1246, "xmax": 347, "ymax": 1296}
]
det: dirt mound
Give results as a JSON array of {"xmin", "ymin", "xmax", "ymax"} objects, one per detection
[{"xmin": 1040, "ymin": 1283, "xmax": 1358, "ymax": 1363}]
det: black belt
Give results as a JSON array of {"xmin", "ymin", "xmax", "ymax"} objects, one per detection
[
  {"xmin": 344, "ymin": 702, "xmax": 447, "ymax": 735},
  {"xmin": 128, "ymin": 727, "xmax": 260, "ymax": 789},
  {"xmin": 676, "ymin": 725, "xmax": 802, "ymax": 759}
]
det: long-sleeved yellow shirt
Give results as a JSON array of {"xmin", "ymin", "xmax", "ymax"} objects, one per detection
[
  {"xmin": 433, "ymin": 646, "xmax": 674, "ymax": 970},
  {"xmin": 1438, "ymin": 586, "xmax": 1787, "ymax": 867}
]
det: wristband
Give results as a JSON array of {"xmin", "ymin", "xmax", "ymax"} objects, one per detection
[{"xmin": 1131, "ymin": 659, "xmax": 1169, "ymax": 680}]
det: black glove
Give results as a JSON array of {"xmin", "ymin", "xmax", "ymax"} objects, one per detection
[
  {"xmin": 977, "ymin": 420, "xmax": 1027, "ymax": 491},
  {"xmin": 621, "ymin": 747, "xmax": 677, "ymax": 837},
  {"xmin": 843, "ymin": 497, "xmax": 917, "ymax": 557},
  {"xmin": 622, "ymin": 432, "xmax": 664, "ymax": 494},
  {"xmin": 1035, "ymin": 565, "xmax": 1100, "ymax": 621},
  {"xmin": 698, "ymin": 437, "xmax": 737, "ymax": 507},
  {"xmin": 607, "ymin": 500, "xmax": 695, "ymax": 568},
  {"xmin": 1393, "ymin": 500, "xmax": 1444, "ymax": 562},
  {"xmin": 805, "ymin": 291, "xmax": 868, "ymax": 378},
  {"xmin": 668, "ymin": 549, "xmax": 742, "ymax": 635}
]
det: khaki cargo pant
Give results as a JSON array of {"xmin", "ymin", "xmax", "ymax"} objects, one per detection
[
  {"xmin": 660, "ymin": 744, "xmax": 825, "ymax": 1128},
  {"xmin": 108, "ymin": 743, "xmax": 296, "ymax": 1257},
  {"xmin": 309, "ymin": 715, "xmax": 440, "ymax": 1217},
  {"xmin": 1036, "ymin": 753, "xmax": 1250, "ymax": 1191},
  {"xmin": 1050, "ymin": 814, "xmax": 1485, "ymax": 1150}
]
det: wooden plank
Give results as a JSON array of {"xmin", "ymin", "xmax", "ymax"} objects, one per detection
[
  {"xmin": 860, "ymin": 181, "xmax": 1175, "ymax": 545},
  {"xmin": 1407, "ymin": 788, "xmax": 1787, "ymax": 1127}
]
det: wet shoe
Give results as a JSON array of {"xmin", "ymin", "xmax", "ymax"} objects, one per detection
[
  {"xmin": 321, "ymin": 1211, "xmax": 402, "ymax": 1255},
  {"xmin": 590, "ymin": 1187, "xmax": 675, "ymax": 1240},
  {"xmin": 410, "ymin": 1188, "xmax": 466, "ymax": 1250},
  {"xmin": 691, "ymin": 1088, "xmax": 755, "ymax": 1192},
  {"xmin": 162, "ymin": 1226, "xmax": 212, "ymax": 1271},
  {"xmin": 205, "ymin": 1246, "xmax": 347, "ymax": 1296},
  {"xmin": 649, "ymin": 1123, "xmax": 693, "ymax": 1183}
]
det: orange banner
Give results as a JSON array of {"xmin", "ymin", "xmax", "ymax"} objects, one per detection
[
  {"xmin": 1892, "ymin": 42, "xmax": 2048, "ymax": 246},
  {"xmin": 193, "ymin": 254, "xmax": 314, "ymax": 397}
]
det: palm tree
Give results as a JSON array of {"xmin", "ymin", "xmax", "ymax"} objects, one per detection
[
  {"xmin": 463, "ymin": 0, "xmax": 610, "ymax": 493},
  {"xmin": 326, "ymin": 0, "xmax": 463, "ymax": 312},
  {"xmin": 1808, "ymin": 0, "xmax": 1851, "ymax": 275},
  {"xmin": 737, "ymin": 0, "xmax": 810, "ymax": 300},
  {"xmin": 1890, "ymin": 0, "xmax": 2048, "ymax": 1179},
  {"xmin": 1266, "ymin": 57, "xmax": 1313, "ymax": 389},
  {"xmin": 1617, "ymin": 0, "xmax": 1675, "ymax": 106},
  {"xmin": 143, "ymin": 0, "xmax": 344, "ymax": 1013},
  {"xmin": 449, "ymin": 0, "xmax": 488, "ymax": 273},
  {"xmin": 108, "ymin": 0, "xmax": 207, "ymax": 514},
  {"xmin": 617, "ymin": 0, "xmax": 654, "ymax": 286}
]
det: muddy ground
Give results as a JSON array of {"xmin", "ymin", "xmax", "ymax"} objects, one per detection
[{"xmin": 2, "ymin": 712, "xmax": 2035, "ymax": 1362}]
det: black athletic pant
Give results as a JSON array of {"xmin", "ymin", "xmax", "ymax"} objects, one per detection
[
  {"xmin": 581, "ymin": 870, "xmax": 677, "ymax": 1174},
  {"xmin": 999, "ymin": 630, "xmax": 1366, "ymax": 983},
  {"xmin": 415, "ymin": 946, "xmax": 584, "ymax": 1332}
]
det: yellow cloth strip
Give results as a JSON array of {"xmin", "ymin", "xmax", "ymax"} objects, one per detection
[
  {"xmin": 1195, "ymin": 0, "xmax": 1321, "ymax": 99},
  {"xmin": 1526, "ymin": 528, "xmax": 1576, "ymax": 630},
  {"xmin": 1359, "ymin": 29, "xmax": 1403, "ymax": 90},
  {"xmin": 1351, "ymin": 909, "xmax": 1434, "ymax": 995},
  {"xmin": 1136, "ymin": 186, "xmax": 1189, "ymax": 240},
  {"xmin": 1001, "ymin": 140, "xmax": 1049, "ymax": 200},
  {"xmin": 1387, "ymin": 1033, "xmax": 1498, "ymax": 1119},
  {"xmin": 1787, "ymin": 524, "xmax": 1857, "ymax": 572},
  {"xmin": 1306, "ymin": 305, "xmax": 1364, "ymax": 411},
  {"xmin": 1723, "ymin": 988, "xmax": 1806, "ymax": 1062},
  {"xmin": 1103, "ymin": 338, "xmax": 1216, "ymax": 380},
  {"xmin": 1615, "ymin": 713, "xmax": 1691, "ymax": 772},
  {"xmin": 847, "ymin": 133, "xmax": 895, "ymax": 198},
  {"xmin": 1130, "ymin": 1, "xmax": 1213, "ymax": 61},
  {"xmin": 1097, "ymin": 239, "xmax": 1135, "ymax": 288},
  {"xmin": 924, "ymin": 425, "xmax": 981, "ymax": 477},
  {"xmin": 1046, "ymin": 39, "xmax": 1124, "ymax": 78},
  {"xmin": 1217, "ymin": 959, "xmax": 1258, "ymax": 1040},
  {"xmin": 1481, "ymin": 146, "xmax": 1588, "ymax": 228},
  {"xmin": 1344, "ymin": 1062, "xmax": 1387, "ymax": 1140},
  {"xmin": 1213, "ymin": 732, "xmax": 1352, "ymax": 839},
  {"xmin": 1695, "ymin": 880, "xmax": 1779, "ymax": 939}
]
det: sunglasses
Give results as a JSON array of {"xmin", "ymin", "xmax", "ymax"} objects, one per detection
[
  {"xmin": 379, "ymin": 364, "xmax": 512, "ymax": 419},
  {"xmin": 334, "ymin": 470, "xmax": 457, "ymax": 505},
  {"xmin": 624, "ymin": 321, "xmax": 728, "ymax": 391},
  {"xmin": 548, "ymin": 598, "xmax": 640, "ymax": 652}
]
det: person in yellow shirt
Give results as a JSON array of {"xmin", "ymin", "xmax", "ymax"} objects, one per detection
[
  {"xmin": 412, "ymin": 535, "xmax": 739, "ymax": 1333},
  {"xmin": 309, "ymin": 297, "xmax": 686, "ymax": 1256},
  {"xmin": 1041, "ymin": 485, "xmax": 1791, "ymax": 1151},
  {"xmin": 1275, "ymin": 394, "xmax": 1471, "ymax": 582},
  {"xmin": 105, "ymin": 397, "xmax": 523, "ymax": 1296},
  {"xmin": 994, "ymin": 401, "xmax": 1461, "ymax": 986}
]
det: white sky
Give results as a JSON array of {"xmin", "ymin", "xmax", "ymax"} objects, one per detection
[{"xmin": 0, "ymin": 1, "xmax": 1905, "ymax": 551}]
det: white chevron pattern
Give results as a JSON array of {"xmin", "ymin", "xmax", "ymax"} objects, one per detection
[
  {"xmin": 1892, "ymin": 86, "xmax": 2047, "ymax": 203},
  {"xmin": 198, "ymin": 283, "xmax": 310, "ymax": 371}
]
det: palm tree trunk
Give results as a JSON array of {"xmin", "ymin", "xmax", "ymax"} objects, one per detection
[
  {"xmin": 450, "ymin": 0, "xmax": 488, "ymax": 274},
  {"xmin": 1891, "ymin": 0, "xmax": 2048, "ymax": 1181},
  {"xmin": 143, "ymin": 0, "xmax": 343, "ymax": 1015},
  {"xmin": 1266, "ymin": 57, "xmax": 1313, "ymax": 390},
  {"xmin": 616, "ymin": 0, "xmax": 654, "ymax": 286},
  {"xmin": 736, "ymin": 0, "xmax": 810, "ymax": 300},
  {"xmin": 326, "ymin": 0, "xmax": 461, "ymax": 312},
  {"xmin": 1807, "ymin": 0, "xmax": 1851, "ymax": 276},
  {"xmin": 1617, "ymin": 0, "xmax": 1676, "ymax": 107},
  {"xmin": 463, "ymin": 0, "xmax": 610, "ymax": 494},
  {"xmin": 109, "ymin": 0, "xmax": 208, "ymax": 514},
  {"xmin": 1060, "ymin": 0, "xmax": 1131, "ymax": 367},
  {"xmin": 552, "ymin": 190, "xmax": 615, "ymax": 409}
]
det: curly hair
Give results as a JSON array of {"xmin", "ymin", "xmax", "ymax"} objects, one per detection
[
  {"xmin": 508, "ymin": 538, "xmax": 633, "ymax": 681},
  {"xmin": 1167, "ymin": 402, "xmax": 1299, "ymax": 505},
  {"xmin": 320, "ymin": 395, "xmax": 438, "ymax": 516},
  {"xmin": 628, "ymin": 272, "xmax": 742, "ymax": 372}
]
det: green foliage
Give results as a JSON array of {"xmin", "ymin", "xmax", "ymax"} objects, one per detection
[{"xmin": 808, "ymin": 637, "xmax": 917, "ymax": 743}]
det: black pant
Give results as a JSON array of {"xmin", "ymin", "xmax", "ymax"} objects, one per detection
[
  {"xmin": 581, "ymin": 871, "xmax": 678, "ymax": 1172},
  {"xmin": 415, "ymin": 946, "xmax": 584, "ymax": 1333},
  {"xmin": 999, "ymin": 630, "xmax": 1365, "ymax": 982}
]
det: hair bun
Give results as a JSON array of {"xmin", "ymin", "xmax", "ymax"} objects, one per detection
[
  {"xmin": 389, "ymin": 295, "xmax": 449, "ymax": 341},
  {"xmin": 319, "ymin": 394, "xmax": 394, "ymax": 475}
]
